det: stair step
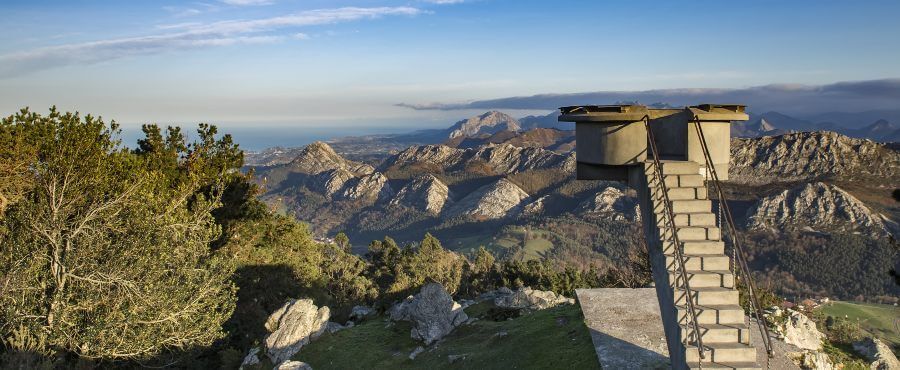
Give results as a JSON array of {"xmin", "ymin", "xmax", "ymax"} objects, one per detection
[
  {"xmin": 663, "ymin": 240, "xmax": 725, "ymax": 255},
  {"xmin": 688, "ymin": 361, "xmax": 760, "ymax": 370},
  {"xmin": 673, "ymin": 212, "xmax": 717, "ymax": 227},
  {"xmin": 670, "ymin": 199, "xmax": 712, "ymax": 213},
  {"xmin": 666, "ymin": 254, "xmax": 730, "ymax": 271},
  {"xmin": 663, "ymin": 226, "xmax": 720, "ymax": 241},
  {"xmin": 669, "ymin": 270, "xmax": 735, "ymax": 288},
  {"xmin": 667, "ymin": 187, "xmax": 709, "ymax": 200},
  {"xmin": 675, "ymin": 287, "xmax": 739, "ymax": 306},
  {"xmin": 677, "ymin": 304, "xmax": 746, "ymax": 325},
  {"xmin": 685, "ymin": 342, "xmax": 757, "ymax": 364},
  {"xmin": 681, "ymin": 323, "xmax": 751, "ymax": 344},
  {"xmin": 662, "ymin": 174, "xmax": 705, "ymax": 188},
  {"xmin": 660, "ymin": 161, "xmax": 700, "ymax": 175}
]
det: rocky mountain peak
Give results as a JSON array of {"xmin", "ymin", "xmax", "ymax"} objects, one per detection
[
  {"xmin": 449, "ymin": 178, "xmax": 529, "ymax": 220},
  {"xmin": 289, "ymin": 141, "xmax": 374, "ymax": 175},
  {"xmin": 745, "ymin": 182, "xmax": 890, "ymax": 237},
  {"xmin": 447, "ymin": 111, "xmax": 521, "ymax": 139},
  {"xmin": 389, "ymin": 174, "xmax": 451, "ymax": 214},
  {"xmin": 730, "ymin": 131, "xmax": 900, "ymax": 184}
]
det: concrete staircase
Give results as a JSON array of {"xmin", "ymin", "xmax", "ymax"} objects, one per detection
[{"xmin": 639, "ymin": 160, "xmax": 761, "ymax": 370}]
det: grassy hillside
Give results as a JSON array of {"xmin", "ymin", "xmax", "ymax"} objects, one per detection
[
  {"xmin": 818, "ymin": 301, "xmax": 900, "ymax": 347},
  {"xmin": 296, "ymin": 303, "xmax": 600, "ymax": 370}
]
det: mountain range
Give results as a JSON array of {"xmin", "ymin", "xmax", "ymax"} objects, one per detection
[{"xmin": 245, "ymin": 109, "xmax": 899, "ymax": 300}]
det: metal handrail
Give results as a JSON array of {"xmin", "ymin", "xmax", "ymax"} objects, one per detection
[
  {"xmin": 691, "ymin": 117, "xmax": 774, "ymax": 358},
  {"xmin": 643, "ymin": 117, "xmax": 706, "ymax": 361}
]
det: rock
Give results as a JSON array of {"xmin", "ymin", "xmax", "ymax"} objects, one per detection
[
  {"xmin": 520, "ymin": 195, "xmax": 549, "ymax": 217},
  {"xmin": 782, "ymin": 310, "xmax": 826, "ymax": 352},
  {"xmin": 447, "ymin": 354, "xmax": 468, "ymax": 363},
  {"xmin": 264, "ymin": 299, "xmax": 331, "ymax": 364},
  {"xmin": 383, "ymin": 142, "xmax": 571, "ymax": 175},
  {"xmin": 577, "ymin": 184, "xmax": 639, "ymax": 221},
  {"xmin": 286, "ymin": 141, "xmax": 374, "ymax": 175},
  {"xmin": 274, "ymin": 360, "xmax": 313, "ymax": 370},
  {"xmin": 389, "ymin": 295, "xmax": 415, "ymax": 322},
  {"xmin": 746, "ymin": 182, "xmax": 889, "ymax": 237},
  {"xmin": 350, "ymin": 305, "xmax": 375, "ymax": 321},
  {"xmin": 853, "ymin": 337, "xmax": 900, "ymax": 370},
  {"xmin": 494, "ymin": 287, "xmax": 573, "ymax": 310},
  {"xmin": 344, "ymin": 321, "xmax": 355, "ymax": 328},
  {"xmin": 239, "ymin": 347, "xmax": 260, "ymax": 369},
  {"xmin": 325, "ymin": 321, "xmax": 345, "ymax": 334},
  {"xmin": 447, "ymin": 111, "xmax": 521, "ymax": 139},
  {"xmin": 408, "ymin": 346, "xmax": 425, "ymax": 360},
  {"xmin": 798, "ymin": 350, "xmax": 835, "ymax": 370},
  {"xmin": 315, "ymin": 168, "xmax": 355, "ymax": 198},
  {"xmin": 341, "ymin": 172, "xmax": 393, "ymax": 202},
  {"xmin": 406, "ymin": 283, "xmax": 469, "ymax": 345},
  {"xmin": 730, "ymin": 131, "xmax": 900, "ymax": 185},
  {"xmin": 449, "ymin": 178, "xmax": 529, "ymax": 220},
  {"xmin": 389, "ymin": 174, "xmax": 452, "ymax": 214}
]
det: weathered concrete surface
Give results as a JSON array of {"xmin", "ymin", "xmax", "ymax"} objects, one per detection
[{"xmin": 576, "ymin": 288, "xmax": 670, "ymax": 369}]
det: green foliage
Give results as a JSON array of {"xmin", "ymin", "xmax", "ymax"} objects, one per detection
[
  {"xmin": 0, "ymin": 108, "xmax": 236, "ymax": 361},
  {"xmin": 743, "ymin": 230, "xmax": 899, "ymax": 300}
]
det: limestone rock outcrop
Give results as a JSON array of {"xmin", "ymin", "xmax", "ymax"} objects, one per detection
[
  {"xmin": 730, "ymin": 131, "xmax": 900, "ymax": 184},
  {"xmin": 520, "ymin": 195, "xmax": 549, "ymax": 217},
  {"xmin": 288, "ymin": 141, "xmax": 374, "ymax": 175},
  {"xmin": 577, "ymin": 185, "xmax": 639, "ymax": 221},
  {"xmin": 447, "ymin": 111, "xmax": 521, "ymax": 139},
  {"xmin": 389, "ymin": 283, "xmax": 468, "ymax": 345},
  {"xmin": 780, "ymin": 310, "xmax": 826, "ymax": 352},
  {"xmin": 264, "ymin": 299, "xmax": 330, "ymax": 364},
  {"xmin": 384, "ymin": 143, "xmax": 571, "ymax": 175},
  {"xmin": 274, "ymin": 360, "xmax": 313, "ymax": 370},
  {"xmin": 389, "ymin": 174, "xmax": 451, "ymax": 214},
  {"xmin": 853, "ymin": 337, "xmax": 900, "ymax": 370},
  {"xmin": 341, "ymin": 172, "xmax": 392, "ymax": 202},
  {"xmin": 449, "ymin": 178, "xmax": 529, "ymax": 220},
  {"xmin": 492, "ymin": 287, "xmax": 574, "ymax": 310},
  {"xmin": 746, "ymin": 182, "xmax": 889, "ymax": 237}
]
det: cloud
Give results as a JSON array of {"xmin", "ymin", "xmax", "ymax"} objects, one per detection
[
  {"xmin": 221, "ymin": 0, "xmax": 273, "ymax": 5},
  {"xmin": 423, "ymin": 0, "xmax": 466, "ymax": 3},
  {"xmin": 396, "ymin": 79, "xmax": 900, "ymax": 115},
  {"xmin": 0, "ymin": 6, "xmax": 424, "ymax": 78},
  {"xmin": 292, "ymin": 33, "xmax": 310, "ymax": 40}
]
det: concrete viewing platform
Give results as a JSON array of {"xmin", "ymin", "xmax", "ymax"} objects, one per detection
[{"xmin": 577, "ymin": 288, "xmax": 670, "ymax": 369}]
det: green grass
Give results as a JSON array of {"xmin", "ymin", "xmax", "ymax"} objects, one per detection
[
  {"xmin": 818, "ymin": 301, "xmax": 900, "ymax": 347},
  {"xmin": 445, "ymin": 226, "xmax": 556, "ymax": 261},
  {"xmin": 297, "ymin": 303, "xmax": 600, "ymax": 370}
]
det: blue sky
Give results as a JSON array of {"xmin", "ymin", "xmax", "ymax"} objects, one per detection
[{"xmin": 1, "ymin": 0, "xmax": 899, "ymax": 132}]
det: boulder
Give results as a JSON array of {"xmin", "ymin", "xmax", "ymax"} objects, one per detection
[
  {"xmin": 264, "ymin": 299, "xmax": 330, "ymax": 364},
  {"xmin": 350, "ymin": 305, "xmax": 375, "ymax": 321},
  {"xmin": 389, "ymin": 295, "xmax": 415, "ymax": 322},
  {"xmin": 408, "ymin": 346, "xmax": 425, "ymax": 360},
  {"xmin": 853, "ymin": 337, "xmax": 900, "ymax": 370},
  {"xmin": 782, "ymin": 310, "xmax": 825, "ymax": 351},
  {"xmin": 494, "ymin": 287, "xmax": 574, "ymax": 310},
  {"xmin": 798, "ymin": 351, "xmax": 835, "ymax": 370},
  {"xmin": 325, "ymin": 321, "xmax": 345, "ymax": 334},
  {"xmin": 275, "ymin": 360, "xmax": 313, "ymax": 370},
  {"xmin": 403, "ymin": 283, "xmax": 469, "ymax": 345},
  {"xmin": 239, "ymin": 347, "xmax": 260, "ymax": 369}
]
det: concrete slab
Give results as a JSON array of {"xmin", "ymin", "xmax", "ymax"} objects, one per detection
[{"xmin": 577, "ymin": 288, "xmax": 670, "ymax": 369}]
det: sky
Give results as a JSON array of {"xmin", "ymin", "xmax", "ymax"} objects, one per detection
[{"xmin": 1, "ymin": 0, "xmax": 899, "ymax": 140}]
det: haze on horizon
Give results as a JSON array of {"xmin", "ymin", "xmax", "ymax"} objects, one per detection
[{"xmin": 1, "ymin": 0, "xmax": 899, "ymax": 131}]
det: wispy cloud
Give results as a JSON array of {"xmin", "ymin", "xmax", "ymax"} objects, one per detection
[
  {"xmin": 423, "ymin": 0, "xmax": 466, "ymax": 4},
  {"xmin": 0, "ymin": 7, "xmax": 424, "ymax": 78},
  {"xmin": 221, "ymin": 0, "xmax": 273, "ymax": 5},
  {"xmin": 397, "ymin": 78, "xmax": 900, "ymax": 115}
]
